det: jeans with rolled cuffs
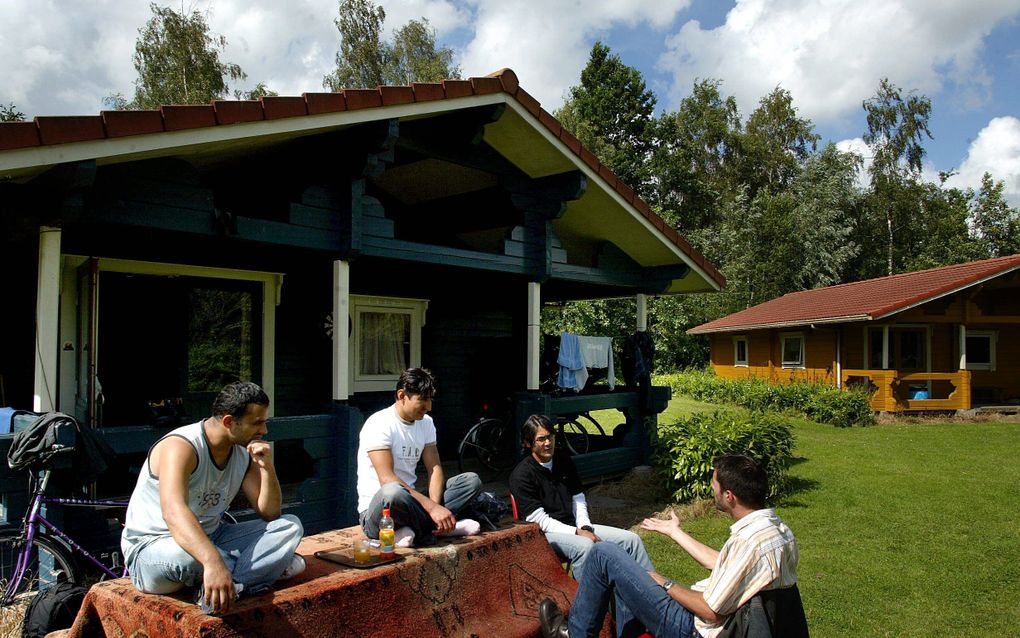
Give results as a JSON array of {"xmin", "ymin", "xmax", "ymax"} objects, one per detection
[
  {"xmin": 568, "ymin": 542, "xmax": 698, "ymax": 638},
  {"xmin": 128, "ymin": 514, "xmax": 304, "ymax": 595},
  {"xmin": 545, "ymin": 524, "xmax": 653, "ymax": 581},
  {"xmin": 359, "ymin": 472, "xmax": 482, "ymax": 545}
]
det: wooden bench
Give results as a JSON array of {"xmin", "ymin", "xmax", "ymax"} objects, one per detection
[{"xmin": 67, "ymin": 523, "xmax": 612, "ymax": 638}]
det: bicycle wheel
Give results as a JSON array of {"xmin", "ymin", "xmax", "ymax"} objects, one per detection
[
  {"xmin": 574, "ymin": 412, "xmax": 607, "ymax": 437},
  {"xmin": 560, "ymin": 420, "xmax": 590, "ymax": 455},
  {"xmin": 458, "ymin": 418, "xmax": 516, "ymax": 476},
  {"xmin": 0, "ymin": 533, "xmax": 78, "ymax": 605}
]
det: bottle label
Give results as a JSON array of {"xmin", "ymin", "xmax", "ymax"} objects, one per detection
[{"xmin": 379, "ymin": 528, "xmax": 395, "ymax": 555}]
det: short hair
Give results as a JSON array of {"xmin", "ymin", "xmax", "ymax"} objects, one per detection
[
  {"xmin": 211, "ymin": 381, "xmax": 269, "ymax": 419},
  {"xmin": 521, "ymin": 414, "xmax": 554, "ymax": 449},
  {"xmin": 714, "ymin": 454, "xmax": 768, "ymax": 509},
  {"xmin": 396, "ymin": 367, "xmax": 436, "ymax": 400}
]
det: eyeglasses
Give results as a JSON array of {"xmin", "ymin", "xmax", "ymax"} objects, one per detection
[{"xmin": 534, "ymin": 434, "xmax": 556, "ymax": 444}]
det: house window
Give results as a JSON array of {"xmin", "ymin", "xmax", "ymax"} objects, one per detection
[
  {"xmin": 781, "ymin": 334, "xmax": 804, "ymax": 368},
  {"xmin": 966, "ymin": 332, "xmax": 996, "ymax": 371},
  {"xmin": 350, "ymin": 295, "xmax": 428, "ymax": 393},
  {"xmin": 733, "ymin": 337, "xmax": 748, "ymax": 367}
]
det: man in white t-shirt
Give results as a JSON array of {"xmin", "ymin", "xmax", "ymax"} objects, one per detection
[{"xmin": 356, "ymin": 368, "xmax": 482, "ymax": 546}]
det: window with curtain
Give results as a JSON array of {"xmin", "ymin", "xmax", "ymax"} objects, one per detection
[{"xmin": 359, "ymin": 311, "xmax": 410, "ymax": 376}]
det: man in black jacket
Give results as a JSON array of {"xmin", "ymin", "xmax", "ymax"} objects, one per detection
[{"xmin": 509, "ymin": 414, "xmax": 652, "ymax": 581}]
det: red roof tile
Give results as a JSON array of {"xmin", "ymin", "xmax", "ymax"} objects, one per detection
[
  {"xmin": 101, "ymin": 110, "xmax": 164, "ymax": 138},
  {"xmin": 261, "ymin": 96, "xmax": 308, "ymax": 120},
  {"xmin": 36, "ymin": 116, "xmax": 105, "ymax": 145},
  {"xmin": 0, "ymin": 68, "xmax": 724, "ymax": 291},
  {"xmin": 688, "ymin": 254, "xmax": 1020, "ymax": 334},
  {"xmin": 303, "ymin": 92, "xmax": 347, "ymax": 115},
  {"xmin": 0, "ymin": 121, "xmax": 41, "ymax": 150},
  {"xmin": 213, "ymin": 100, "xmax": 264, "ymax": 125},
  {"xmin": 161, "ymin": 105, "xmax": 216, "ymax": 131}
]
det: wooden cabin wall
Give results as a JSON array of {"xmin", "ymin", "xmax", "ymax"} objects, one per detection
[{"xmin": 971, "ymin": 323, "xmax": 1020, "ymax": 401}]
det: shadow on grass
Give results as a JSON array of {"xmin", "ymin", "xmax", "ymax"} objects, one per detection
[{"xmin": 776, "ymin": 458, "xmax": 819, "ymax": 508}]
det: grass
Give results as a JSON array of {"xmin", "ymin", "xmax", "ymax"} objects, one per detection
[{"xmin": 639, "ymin": 404, "xmax": 1020, "ymax": 637}]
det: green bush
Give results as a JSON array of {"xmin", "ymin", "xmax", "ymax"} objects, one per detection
[
  {"xmin": 654, "ymin": 410, "xmax": 795, "ymax": 503},
  {"xmin": 655, "ymin": 369, "xmax": 875, "ymax": 427}
]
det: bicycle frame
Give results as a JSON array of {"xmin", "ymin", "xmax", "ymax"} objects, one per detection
[{"xmin": 4, "ymin": 469, "xmax": 127, "ymax": 600}]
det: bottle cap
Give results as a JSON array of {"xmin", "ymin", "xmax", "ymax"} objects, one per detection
[{"xmin": 382, "ymin": 508, "xmax": 391, "ymax": 516}]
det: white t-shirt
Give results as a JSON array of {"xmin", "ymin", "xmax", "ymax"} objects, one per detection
[{"xmin": 356, "ymin": 404, "xmax": 437, "ymax": 513}]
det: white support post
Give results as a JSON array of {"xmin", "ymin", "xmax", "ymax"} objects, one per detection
[
  {"xmin": 835, "ymin": 329, "xmax": 842, "ymax": 388},
  {"xmin": 34, "ymin": 227, "xmax": 61, "ymax": 413},
  {"xmin": 527, "ymin": 282, "xmax": 541, "ymax": 391},
  {"xmin": 636, "ymin": 294, "xmax": 648, "ymax": 332},
  {"xmin": 881, "ymin": 325, "xmax": 890, "ymax": 370},
  {"xmin": 333, "ymin": 260, "xmax": 351, "ymax": 400},
  {"xmin": 959, "ymin": 324, "xmax": 967, "ymax": 371}
]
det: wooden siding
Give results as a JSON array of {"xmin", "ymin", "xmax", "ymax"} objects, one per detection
[{"xmin": 711, "ymin": 330, "xmax": 836, "ymax": 385}]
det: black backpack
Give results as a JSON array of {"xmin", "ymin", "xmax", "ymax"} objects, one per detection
[
  {"xmin": 21, "ymin": 582, "xmax": 87, "ymax": 638},
  {"xmin": 7, "ymin": 412, "xmax": 116, "ymax": 481}
]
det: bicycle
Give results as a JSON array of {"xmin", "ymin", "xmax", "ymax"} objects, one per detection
[{"xmin": 0, "ymin": 462, "xmax": 128, "ymax": 607}]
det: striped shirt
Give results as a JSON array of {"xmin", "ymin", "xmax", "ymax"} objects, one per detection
[{"xmin": 692, "ymin": 508, "xmax": 799, "ymax": 638}]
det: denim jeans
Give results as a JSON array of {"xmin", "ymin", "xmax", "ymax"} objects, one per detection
[
  {"xmin": 128, "ymin": 514, "xmax": 304, "ymax": 594},
  {"xmin": 359, "ymin": 472, "xmax": 482, "ymax": 545},
  {"xmin": 568, "ymin": 542, "xmax": 698, "ymax": 638},
  {"xmin": 546, "ymin": 524, "xmax": 654, "ymax": 581}
]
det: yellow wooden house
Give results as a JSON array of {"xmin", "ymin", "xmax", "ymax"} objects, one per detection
[{"xmin": 688, "ymin": 255, "xmax": 1020, "ymax": 412}]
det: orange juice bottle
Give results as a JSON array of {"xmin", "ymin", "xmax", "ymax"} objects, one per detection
[{"xmin": 379, "ymin": 508, "xmax": 395, "ymax": 559}]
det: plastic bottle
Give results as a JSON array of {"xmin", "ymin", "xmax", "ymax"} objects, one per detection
[{"xmin": 379, "ymin": 507, "xmax": 395, "ymax": 559}]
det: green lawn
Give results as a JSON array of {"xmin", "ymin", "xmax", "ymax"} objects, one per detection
[{"xmin": 642, "ymin": 406, "xmax": 1020, "ymax": 637}]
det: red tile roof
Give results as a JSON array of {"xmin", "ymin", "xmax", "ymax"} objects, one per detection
[
  {"xmin": 688, "ymin": 254, "xmax": 1020, "ymax": 334},
  {"xmin": 0, "ymin": 69, "xmax": 724, "ymax": 290}
]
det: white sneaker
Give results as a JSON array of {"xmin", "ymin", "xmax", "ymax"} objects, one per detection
[
  {"xmin": 279, "ymin": 554, "xmax": 306, "ymax": 580},
  {"xmin": 394, "ymin": 526, "xmax": 416, "ymax": 548}
]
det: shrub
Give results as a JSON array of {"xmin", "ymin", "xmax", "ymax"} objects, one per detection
[
  {"xmin": 654, "ymin": 410, "xmax": 795, "ymax": 503},
  {"xmin": 655, "ymin": 370, "xmax": 875, "ymax": 427}
]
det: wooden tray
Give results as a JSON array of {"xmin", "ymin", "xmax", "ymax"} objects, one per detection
[{"xmin": 313, "ymin": 549, "xmax": 404, "ymax": 569}]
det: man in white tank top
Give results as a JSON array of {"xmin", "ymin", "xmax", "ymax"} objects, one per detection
[{"xmin": 122, "ymin": 382, "xmax": 304, "ymax": 615}]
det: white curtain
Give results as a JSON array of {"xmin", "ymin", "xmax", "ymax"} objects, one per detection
[{"xmin": 360, "ymin": 312, "xmax": 409, "ymax": 375}]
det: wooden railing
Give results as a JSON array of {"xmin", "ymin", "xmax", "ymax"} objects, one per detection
[{"xmin": 841, "ymin": 369, "xmax": 971, "ymax": 411}]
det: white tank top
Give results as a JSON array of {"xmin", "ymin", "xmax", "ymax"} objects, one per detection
[{"xmin": 121, "ymin": 420, "xmax": 250, "ymax": 564}]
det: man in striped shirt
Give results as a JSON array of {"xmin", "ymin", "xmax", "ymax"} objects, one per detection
[{"xmin": 539, "ymin": 454, "xmax": 799, "ymax": 638}]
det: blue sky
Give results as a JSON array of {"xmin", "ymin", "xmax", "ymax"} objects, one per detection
[{"xmin": 3, "ymin": 0, "xmax": 1019, "ymax": 203}]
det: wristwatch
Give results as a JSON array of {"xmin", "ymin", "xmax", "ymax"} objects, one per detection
[
  {"xmin": 661, "ymin": 579, "xmax": 675, "ymax": 593},
  {"xmin": 580, "ymin": 525, "xmax": 595, "ymax": 533}
]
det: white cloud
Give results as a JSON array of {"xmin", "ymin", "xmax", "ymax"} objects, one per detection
[
  {"xmin": 943, "ymin": 116, "xmax": 1020, "ymax": 206},
  {"xmin": 456, "ymin": 0, "xmax": 693, "ymax": 110},
  {"xmin": 657, "ymin": 0, "xmax": 1020, "ymax": 126},
  {"xmin": 835, "ymin": 137, "xmax": 871, "ymax": 188}
]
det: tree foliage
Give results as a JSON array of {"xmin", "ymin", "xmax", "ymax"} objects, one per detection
[
  {"xmin": 121, "ymin": 3, "xmax": 247, "ymax": 109},
  {"xmin": 323, "ymin": 0, "xmax": 460, "ymax": 90},
  {"xmin": 1, "ymin": 102, "xmax": 25, "ymax": 122}
]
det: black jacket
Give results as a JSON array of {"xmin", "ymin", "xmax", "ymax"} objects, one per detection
[
  {"xmin": 508, "ymin": 453, "xmax": 583, "ymax": 527},
  {"xmin": 717, "ymin": 584, "xmax": 809, "ymax": 638}
]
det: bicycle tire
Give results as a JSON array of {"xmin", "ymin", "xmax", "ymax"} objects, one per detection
[
  {"xmin": 0, "ymin": 533, "xmax": 79, "ymax": 606},
  {"xmin": 574, "ymin": 412, "xmax": 607, "ymax": 437},
  {"xmin": 458, "ymin": 418, "xmax": 516, "ymax": 475},
  {"xmin": 560, "ymin": 420, "xmax": 590, "ymax": 455}
]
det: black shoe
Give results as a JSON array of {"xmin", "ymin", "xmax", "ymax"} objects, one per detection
[{"xmin": 539, "ymin": 598, "xmax": 569, "ymax": 638}]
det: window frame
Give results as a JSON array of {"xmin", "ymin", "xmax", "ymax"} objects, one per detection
[
  {"xmin": 733, "ymin": 336, "xmax": 749, "ymax": 367},
  {"xmin": 349, "ymin": 295, "xmax": 429, "ymax": 393},
  {"xmin": 780, "ymin": 333, "xmax": 805, "ymax": 369},
  {"xmin": 965, "ymin": 331, "xmax": 996, "ymax": 371}
]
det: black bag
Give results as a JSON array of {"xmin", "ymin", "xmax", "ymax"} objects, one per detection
[
  {"xmin": 467, "ymin": 491, "xmax": 512, "ymax": 530},
  {"xmin": 21, "ymin": 582, "xmax": 87, "ymax": 638},
  {"xmin": 7, "ymin": 412, "xmax": 117, "ymax": 480}
]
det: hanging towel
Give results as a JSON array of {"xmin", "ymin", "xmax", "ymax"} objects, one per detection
[
  {"xmin": 557, "ymin": 332, "xmax": 587, "ymax": 391},
  {"xmin": 576, "ymin": 335, "xmax": 615, "ymax": 390}
]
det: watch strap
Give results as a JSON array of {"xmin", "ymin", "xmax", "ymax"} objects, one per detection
[{"xmin": 661, "ymin": 579, "xmax": 674, "ymax": 593}]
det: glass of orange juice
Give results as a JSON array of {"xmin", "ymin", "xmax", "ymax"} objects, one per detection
[{"xmin": 353, "ymin": 539, "xmax": 372, "ymax": 564}]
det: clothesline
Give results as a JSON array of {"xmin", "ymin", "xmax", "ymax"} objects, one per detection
[{"xmin": 556, "ymin": 332, "xmax": 615, "ymax": 392}]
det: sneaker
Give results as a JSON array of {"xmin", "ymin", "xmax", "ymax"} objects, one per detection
[
  {"xmin": 279, "ymin": 554, "xmax": 306, "ymax": 581},
  {"xmin": 195, "ymin": 582, "xmax": 244, "ymax": 615},
  {"xmin": 394, "ymin": 526, "xmax": 416, "ymax": 548}
]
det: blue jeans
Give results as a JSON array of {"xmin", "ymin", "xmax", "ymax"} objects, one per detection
[
  {"xmin": 359, "ymin": 472, "xmax": 482, "ymax": 545},
  {"xmin": 128, "ymin": 514, "xmax": 304, "ymax": 594},
  {"xmin": 546, "ymin": 524, "xmax": 654, "ymax": 581},
  {"xmin": 569, "ymin": 542, "xmax": 698, "ymax": 638}
]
